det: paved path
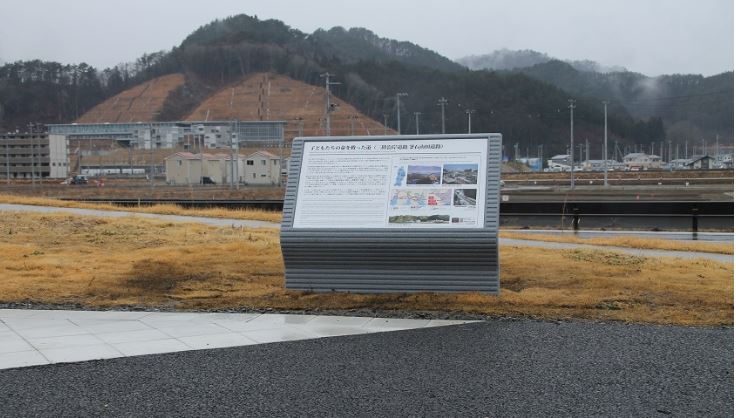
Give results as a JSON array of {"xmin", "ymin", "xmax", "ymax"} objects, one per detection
[
  {"xmin": 1, "ymin": 203, "xmax": 731, "ymax": 263},
  {"xmin": 0, "ymin": 203, "xmax": 279, "ymax": 229},
  {"xmin": 503, "ymin": 237, "xmax": 733, "ymax": 263},
  {"xmin": 507, "ymin": 228, "xmax": 733, "ymax": 242},
  {"xmin": 0, "ymin": 309, "xmax": 471, "ymax": 370},
  {"xmin": 0, "ymin": 318, "xmax": 731, "ymax": 417}
]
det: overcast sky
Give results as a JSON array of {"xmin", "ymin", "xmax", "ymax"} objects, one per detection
[{"xmin": 0, "ymin": 0, "xmax": 732, "ymax": 76}]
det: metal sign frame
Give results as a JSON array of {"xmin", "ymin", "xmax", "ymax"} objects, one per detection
[{"xmin": 280, "ymin": 133, "xmax": 501, "ymax": 293}]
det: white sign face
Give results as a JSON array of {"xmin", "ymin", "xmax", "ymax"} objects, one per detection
[{"xmin": 293, "ymin": 138, "xmax": 488, "ymax": 229}]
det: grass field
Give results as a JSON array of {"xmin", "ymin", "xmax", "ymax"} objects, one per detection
[
  {"xmin": 0, "ymin": 193, "xmax": 282, "ymax": 223},
  {"xmin": 500, "ymin": 231, "xmax": 734, "ymax": 254},
  {"xmin": 0, "ymin": 212, "xmax": 731, "ymax": 326}
]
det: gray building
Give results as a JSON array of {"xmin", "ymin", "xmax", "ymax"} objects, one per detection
[
  {"xmin": 1, "ymin": 133, "xmax": 69, "ymax": 179},
  {"xmin": 48, "ymin": 120, "xmax": 286, "ymax": 150}
]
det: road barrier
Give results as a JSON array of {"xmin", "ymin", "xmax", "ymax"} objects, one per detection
[{"xmin": 62, "ymin": 198, "xmax": 733, "ymax": 233}]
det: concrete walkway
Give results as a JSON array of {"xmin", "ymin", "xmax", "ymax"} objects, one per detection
[
  {"xmin": 0, "ymin": 309, "xmax": 472, "ymax": 370},
  {"xmin": 0, "ymin": 203, "xmax": 279, "ymax": 228},
  {"xmin": 502, "ymin": 238, "xmax": 733, "ymax": 264}
]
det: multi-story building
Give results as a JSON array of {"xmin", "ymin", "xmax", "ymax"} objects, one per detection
[
  {"xmin": 0, "ymin": 133, "xmax": 69, "ymax": 179},
  {"xmin": 48, "ymin": 121, "xmax": 286, "ymax": 150},
  {"xmin": 243, "ymin": 151, "xmax": 282, "ymax": 185}
]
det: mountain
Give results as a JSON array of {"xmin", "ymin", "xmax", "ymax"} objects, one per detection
[
  {"xmin": 516, "ymin": 60, "xmax": 734, "ymax": 139},
  {"xmin": 457, "ymin": 49, "xmax": 552, "ymax": 71},
  {"xmin": 76, "ymin": 73, "xmax": 185, "ymax": 123},
  {"xmin": 457, "ymin": 49, "xmax": 626, "ymax": 73},
  {"xmin": 2, "ymin": 13, "xmax": 714, "ymax": 157},
  {"xmin": 183, "ymin": 72, "xmax": 389, "ymax": 138}
]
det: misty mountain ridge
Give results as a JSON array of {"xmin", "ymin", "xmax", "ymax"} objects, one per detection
[
  {"xmin": 457, "ymin": 49, "xmax": 627, "ymax": 73},
  {"xmin": 0, "ymin": 13, "xmax": 731, "ymax": 151}
]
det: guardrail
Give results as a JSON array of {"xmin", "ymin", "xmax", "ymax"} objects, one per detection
[{"xmin": 63, "ymin": 198, "xmax": 733, "ymax": 233}]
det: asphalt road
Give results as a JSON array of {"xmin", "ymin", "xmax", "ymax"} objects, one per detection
[{"xmin": 1, "ymin": 319, "xmax": 731, "ymax": 417}]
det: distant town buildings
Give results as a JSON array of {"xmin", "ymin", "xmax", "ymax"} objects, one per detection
[
  {"xmin": 48, "ymin": 121, "xmax": 286, "ymax": 150},
  {"xmin": 623, "ymin": 153, "xmax": 662, "ymax": 170},
  {"xmin": 164, "ymin": 150, "xmax": 282, "ymax": 185},
  {"xmin": 0, "ymin": 133, "xmax": 69, "ymax": 179}
]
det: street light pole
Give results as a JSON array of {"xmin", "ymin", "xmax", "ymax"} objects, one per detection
[
  {"xmin": 568, "ymin": 99, "xmax": 576, "ymax": 189},
  {"xmin": 465, "ymin": 109, "xmax": 475, "ymax": 133},
  {"xmin": 320, "ymin": 73, "xmax": 340, "ymax": 136},
  {"xmin": 396, "ymin": 92, "xmax": 408, "ymax": 134},
  {"xmin": 603, "ymin": 100, "xmax": 608, "ymax": 187},
  {"xmin": 437, "ymin": 97, "xmax": 448, "ymax": 134}
]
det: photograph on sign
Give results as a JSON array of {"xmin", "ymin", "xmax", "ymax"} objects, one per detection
[{"xmin": 292, "ymin": 138, "xmax": 488, "ymax": 229}]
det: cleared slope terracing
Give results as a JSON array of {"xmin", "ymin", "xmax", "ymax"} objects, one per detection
[
  {"xmin": 186, "ymin": 72, "xmax": 391, "ymax": 139},
  {"xmin": 76, "ymin": 74, "xmax": 186, "ymax": 123}
]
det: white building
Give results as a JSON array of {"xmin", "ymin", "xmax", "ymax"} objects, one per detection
[
  {"xmin": 686, "ymin": 155, "xmax": 716, "ymax": 170},
  {"xmin": 623, "ymin": 153, "xmax": 662, "ymax": 170},
  {"xmin": 243, "ymin": 151, "xmax": 282, "ymax": 185},
  {"xmin": 164, "ymin": 152, "xmax": 232, "ymax": 185},
  {"xmin": 582, "ymin": 159, "xmax": 625, "ymax": 171},
  {"xmin": 547, "ymin": 154, "xmax": 572, "ymax": 171}
]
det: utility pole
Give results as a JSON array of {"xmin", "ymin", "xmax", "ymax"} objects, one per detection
[
  {"xmin": 603, "ymin": 101, "xmax": 609, "ymax": 187},
  {"xmin": 396, "ymin": 92, "xmax": 408, "ymax": 134},
  {"xmin": 568, "ymin": 99, "xmax": 575, "ymax": 189},
  {"xmin": 296, "ymin": 117, "xmax": 304, "ymax": 137},
  {"xmin": 235, "ymin": 119, "xmax": 240, "ymax": 189},
  {"xmin": 413, "ymin": 112, "xmax": 421, "ymax": 135},
  {"xmin": 382, "ymin": 114, "xmax": 388, "ymax": 135},
  {"xmin": 702, "ymin": 138, "xmax": 706, "ymax": 156},
  {"xmin": 349, "ymin": 115, "xmax": 357, "ymax": 136},
  {"xmin": 320, "ymin": 73, "xmax": 340, "ymax": 136},
  {"xmin": 149, "ymin": 123, "xmax": 154, "ymax": 188},
  {"xmin": 437, "ymin": 97, "xmax": 448, "ymax": 134},
  {"xmin": 5, "ymin": 140, "xmax": 9, "ymax": 184},
  {"xmin": 465, "ymin": 109, "xmax": 475, "ymax": 133},
  {"xmin": 578, "ymin": 144, "xmax": 583, "ymax": 165},
  {"xmin": 668, "ymin": 140, "xmax": 672, "ymax": 163},
  {"xmin": 715, "ymin": 134, "xmax": 719, "ymax": 162},
  {"xmin": 685, "ymin": 139, "xmax": 688, "ymax": 159},
  {"xmin": 28, "ymin": 123, "xmax": 35, "ymax": 187}
]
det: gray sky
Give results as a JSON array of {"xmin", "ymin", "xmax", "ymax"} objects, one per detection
[{"xmin": 0, "ymin": 0, "xmax": 732, "ymax": 76}]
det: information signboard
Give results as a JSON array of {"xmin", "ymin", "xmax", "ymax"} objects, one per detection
[
  {"xmin": 293, "ymin": 138, "xmax": 488, "ymax": 229},
  {"xmin": 281, "ymin": 134, "xmax": 501, "ymax": 294}
]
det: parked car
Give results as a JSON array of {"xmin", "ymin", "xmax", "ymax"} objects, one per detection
[{"xmin": 70, "ymin": 175, "xmax": 88, "ymax": 185}]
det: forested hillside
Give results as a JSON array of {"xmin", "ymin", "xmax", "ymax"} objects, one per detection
[
  {"xmin": 461, "ymin": 56, "xmax": 733, "ymax": 141},
  {"xmin": 2, "ymin": 13, "xmax": 726, "ymax": 156}
]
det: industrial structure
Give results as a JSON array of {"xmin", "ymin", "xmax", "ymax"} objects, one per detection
[
  {"xmin": 1, "ymin": 133, "xmax": 69, "ymax": 179},
  {"xmin": 47, "ymin": 120, "xmax": 286, "ymax": 149}
]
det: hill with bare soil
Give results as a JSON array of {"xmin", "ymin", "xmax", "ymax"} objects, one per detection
[
  {"xmin": 185, "ymin": 73, "xmax": 391, "ymax": 139},
  {"xmin": 76, "ymin": 74, "xmax": 185, "ymax": 123}
]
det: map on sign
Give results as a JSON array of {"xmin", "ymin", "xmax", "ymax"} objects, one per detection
[{"xmin": 292, "ymin": 138, "xmax": 488, "ymax": 229}]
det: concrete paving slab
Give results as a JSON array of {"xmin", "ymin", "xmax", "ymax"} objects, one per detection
[{"xmin": 0, "ymin": 309, "xmax": 473, "ymax": 370}]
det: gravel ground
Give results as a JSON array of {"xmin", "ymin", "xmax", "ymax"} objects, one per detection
[{"xmin": 0, "ymin": 318, "xmax": 731, "ymax": 417}]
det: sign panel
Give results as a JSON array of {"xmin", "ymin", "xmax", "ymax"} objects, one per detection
[{"xmin": 293, "ymin": 137, "xmax": 488, "ymax": 229}]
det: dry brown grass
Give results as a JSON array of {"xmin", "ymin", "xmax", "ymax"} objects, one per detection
[
  {"xmin": 0, "ymin": 193, "xmax": 281, "ymax": 223},
  {"xmin": 500, "ymin": 231, "xmax": 734, "ymax": 255},
  {"xmin": 0, "ymin": 212, "xmax": 731, "ymax": 326}
]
